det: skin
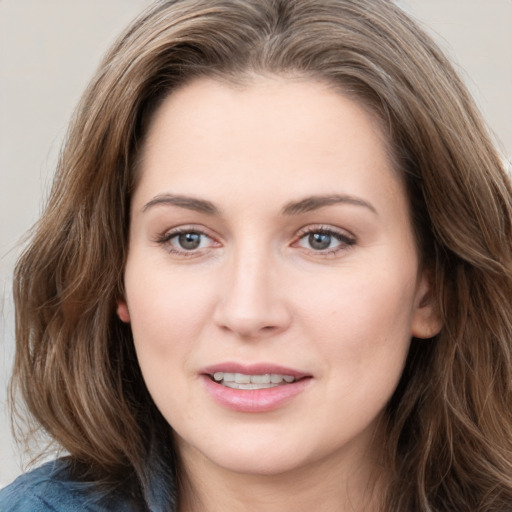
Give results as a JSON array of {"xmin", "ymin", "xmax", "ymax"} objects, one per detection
[{"xmin": 118, "ymin": 76, "xmax": 441, "ymax": 512}]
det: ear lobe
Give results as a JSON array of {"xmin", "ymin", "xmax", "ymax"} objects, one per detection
[
  {"xmin": 411, "ymin": 276, "xmax": 442, "ymax": 339},
  {"xmin": 117, "ymin": 301, "xmax": 131, "ymax": 323}
]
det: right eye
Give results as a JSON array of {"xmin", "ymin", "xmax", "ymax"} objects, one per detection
[
  {"xmin": 292, "ymin": 225, "xmax": 356, "ymax": 257},
  {"xmin": 171, "ymin": 231, "xmax": 207, "ymax": 251},
  {"xmin": 156, "ymin": 227, "xmax": 220, "ymax": 256}
]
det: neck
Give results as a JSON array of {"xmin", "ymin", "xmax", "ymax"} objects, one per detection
[{"xmin": 176, "ymin": 442, "xmax": 387, "ymax": 512}]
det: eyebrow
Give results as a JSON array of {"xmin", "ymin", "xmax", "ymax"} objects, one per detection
[
  {"xmin": 142, "ymin": 194, "xmax": 220, "ymax": 215},
  {"xmin": 281, "ymin": 194, "xmax": 377, "ymax": 216},
  {"xmin": 142, "ymin": 192, "xmax": 377, "ymax": 216}
]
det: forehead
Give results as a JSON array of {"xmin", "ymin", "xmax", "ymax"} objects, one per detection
[{"xmin": 134, "ymin": 76, "xmax": 405, "ymax": 218}]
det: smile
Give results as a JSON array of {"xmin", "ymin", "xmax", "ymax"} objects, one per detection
[
  {"xmin": 201, "ymin": 363, "xmax": 312, "ymax": 412},
  {"xmin": 212, "ymin": 372, "xmax": 296, "ymax": 389}
]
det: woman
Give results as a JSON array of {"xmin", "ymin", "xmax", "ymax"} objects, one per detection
[{"xmin": 1, "ymin": 0, "xmax": 512, "ymax": 510}]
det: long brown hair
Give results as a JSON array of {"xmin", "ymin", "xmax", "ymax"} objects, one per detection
[{"xmin": 11, "ymin": 0, "xmax": 512, "ymax": 510}]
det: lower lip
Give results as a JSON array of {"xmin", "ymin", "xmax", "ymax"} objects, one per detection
[{"xmin": 201, "ymin": 375, "xmax": 311, "ymax": 413}]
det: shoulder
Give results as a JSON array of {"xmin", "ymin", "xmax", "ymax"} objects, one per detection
[{"xmin": 0, "ymin": 459, "xmax": 136, "ymax": 511}]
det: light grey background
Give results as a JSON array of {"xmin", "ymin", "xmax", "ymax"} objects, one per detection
[{"xmin": 1, "ymin": 0, "xmax": 511, "ymax": 486}]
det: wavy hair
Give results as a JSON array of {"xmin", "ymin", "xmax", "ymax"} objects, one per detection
[{"xmin": 11, "ymin": 0, "xmax": 512, "ymax": 510}]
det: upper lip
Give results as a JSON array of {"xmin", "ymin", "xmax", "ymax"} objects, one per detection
[{"xmin": 201, "ymin": 362, "xmax": 311, "ymax": 379}]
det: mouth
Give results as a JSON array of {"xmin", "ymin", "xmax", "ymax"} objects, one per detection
[
  {"xmin": 209, "ymin": 372, "xmax": 299, "ymax": 390},
  {"xmin": 200, "ymin": 363, "xmax": 312, "ymax": 412}
]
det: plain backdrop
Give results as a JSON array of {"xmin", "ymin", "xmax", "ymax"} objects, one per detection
[{"xmin": 1, "ymin": 0, "xmax": 511, "ymax": 486}]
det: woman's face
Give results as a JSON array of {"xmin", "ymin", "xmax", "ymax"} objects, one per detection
[{"xmin": 120, "ymin": 77, "xmax": 439, "ymax": 478}]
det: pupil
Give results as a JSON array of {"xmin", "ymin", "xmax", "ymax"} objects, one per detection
[
  {"xmin": 178, "ymin": 232, "xmax": 201, "ymax": 250},
  {"xmin": 309, "ymin": 232, "xmax": 331, "ymax": 250}
]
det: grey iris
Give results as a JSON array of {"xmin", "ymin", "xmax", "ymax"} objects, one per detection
[
  {"xmin": 309, "ymin": 233, "xmax": 331, "ymax": 250},
  {"xmin": 179, "ymin": 232, "xmax": 201, "ymax": 250}
]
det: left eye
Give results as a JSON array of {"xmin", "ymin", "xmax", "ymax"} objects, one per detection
[
  {"xmin": 168, "ymin": 231, "xmax": 211, "ymax": 251},
  {"xmin": 296, "ymin": 230, "xmax": 354, "ymax": 252}
]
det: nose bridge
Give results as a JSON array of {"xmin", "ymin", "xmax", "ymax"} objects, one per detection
[{"xmin": 214, "ymin": 239, "xmax": 290, "ymax": 337}]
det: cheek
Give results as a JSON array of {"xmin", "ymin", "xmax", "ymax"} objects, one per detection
[
  {"xmin": 123, "ymin": 261, "xmax": 216, "ymax": 359},
  {"xmin": 297, "ymin": 265, "xmax": 417, "ymax": 341},
  {"xmin": 123, "ymin": 265, "xmax": 215, "ymax": 421},
  {"xmin": 293, "ymin": 260, "xmax": 418, "ymax": 401},
  {"xmin": 305, "ymin": 270, "xmax": 415, "ymax": 399}
]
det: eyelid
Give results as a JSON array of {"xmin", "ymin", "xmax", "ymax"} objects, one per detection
[
  {"xmin": 295, "ymin": 224, "xmax": 356, "ymax": 240},
  {"xmin": 153, "ymin": 223, "xmax": 355, "ymax": 258},
  {"xmin": 292, "ymin": 224, "xmax": 356, "ymax": 254},
  {"xmin": 154, "ymin": 224, "xmax": 222, "ymax": 256}
]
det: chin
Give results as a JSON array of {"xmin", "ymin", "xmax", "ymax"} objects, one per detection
[
  {"xmin": 178, "ymin": 430, "xmax": 316, "ymax": 477},
  {"xmin": 208, "ymin": 449, "xmax": 308, "ymax": 477}
]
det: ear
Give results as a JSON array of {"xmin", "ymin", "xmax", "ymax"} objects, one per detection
[
  {"xmin": 117, "ymin": 300, "xmax": 131, "ymax": 323},
  {"xmin": 411, "ymin": 273, "xmax": 442, "ymax": 339}
]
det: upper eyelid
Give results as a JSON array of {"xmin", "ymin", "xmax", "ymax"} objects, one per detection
[
  {"xmin": 157, "ymin": 224, "xmax": 217, "ymax": 240},
  {"xmin": 167, "ymin": 230, "xmax": 210, "ymax": 243},
  {"xmin": 154, "ymin": 224, "xmax": 356, "ymax": 247},
  {"xmin": 295, "ymin": 224, "xmax": 356, "ymax": 240},
  {"xmin": 156, "ymin": 227, "xmax": 219, "ymax": 256},
  {"xmin": 292, "ymin": 225, "xmax": 357, "ymax": 254}
]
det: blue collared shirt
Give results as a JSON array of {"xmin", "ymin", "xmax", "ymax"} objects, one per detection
[{"xmin": 0, "ymin": 460, "xmax": 137, "ymax": 511}]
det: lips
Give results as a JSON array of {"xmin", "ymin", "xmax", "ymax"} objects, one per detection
[
  {"xmin": 212, "ymin": 372, "xmax": 297, "ymax": 389},
  {"xmin": 200, "ymin": 362, "xmax": 312, "ymax": 412}
]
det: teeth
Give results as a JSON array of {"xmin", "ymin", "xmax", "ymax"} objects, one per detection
[
  {"xmin": 250, "ymin": 374, "xmax": 270, "ymax": 384},
  {"xmin": 235, "ymin": 373, "xmax": 251, "ymax": 384},
  {"xmin": 223, "ymin": 382, "xmax": 277, "ymax": 390},
  {"xmin": 211, "ymin": 372, "xmax": 297, "ymax": 388}
]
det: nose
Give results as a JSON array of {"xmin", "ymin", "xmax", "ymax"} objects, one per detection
[{"xmin": 213, "ymin": 249, "xmax": 292, "ymax": 339}]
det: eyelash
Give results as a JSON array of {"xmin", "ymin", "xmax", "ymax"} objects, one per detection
[
  {"xmin": 155, "ymin": 225, "xmax": 356, "ymax": 257},
  {"xmin": 293, "ymin": 225, "xmax": 356, "ymax": 256},
  {"xmin": 154, "ymin": 226, "xmax": 218, "ymax": 258}
]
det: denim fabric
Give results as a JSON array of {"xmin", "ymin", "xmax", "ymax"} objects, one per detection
[{"xmin": 0, "ymin": 460, "xmax": 137, "ymax": 512}]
